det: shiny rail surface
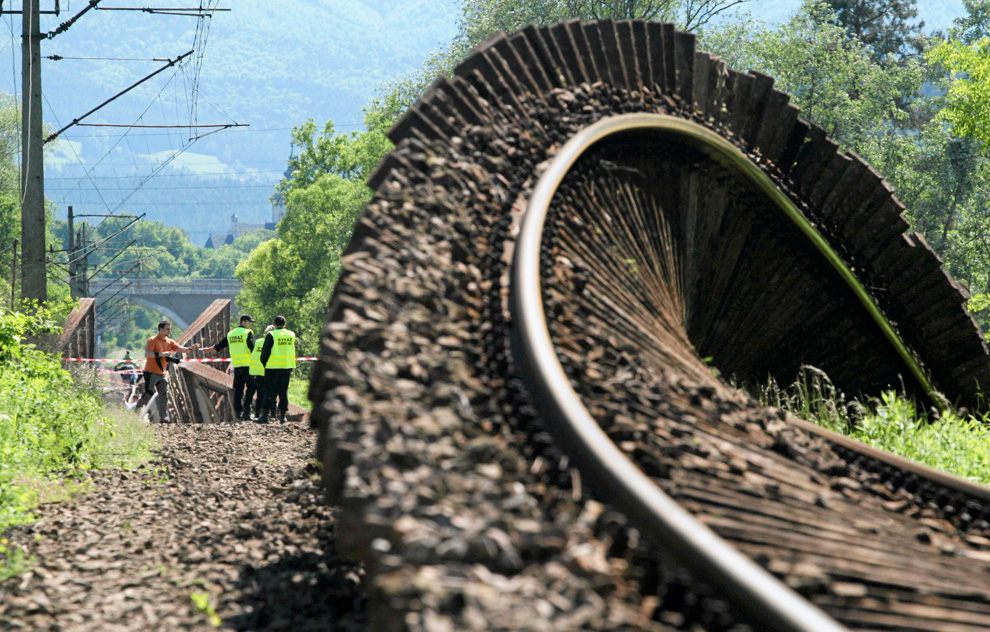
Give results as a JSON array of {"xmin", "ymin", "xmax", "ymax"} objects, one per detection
[{"xmin": 511, "ymin": 113, "xmax": 847, "ymax": 632}]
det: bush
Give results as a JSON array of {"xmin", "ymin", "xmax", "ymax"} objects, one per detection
[{"xmin": 0, "ymin": 305, "xmax": 155, "ymax": 532}]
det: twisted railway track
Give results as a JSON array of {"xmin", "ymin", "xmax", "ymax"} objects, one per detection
[{"xmin": 311, "ymin": 20, "xmax": 990, "ymax": 631}]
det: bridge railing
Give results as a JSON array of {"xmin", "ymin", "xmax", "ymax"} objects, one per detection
[
  {"xmin": 88, "ymin": 278, "xmax": 242, "ymax": 296},
  {"xmin": 163, "ymin": 299, "xmax": 237, "ymax": 424},
  {"xmin": 56, "ymin": 298, "xmax": 96, "ymax": 360}
]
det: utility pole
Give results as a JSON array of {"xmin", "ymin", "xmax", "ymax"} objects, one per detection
[
  {"xmin": 21, "ymin": 0, "xmax": 46, "ymax": 302},
  {"xmin": 78, "ymin": 223, "xmax": 88, "ymax": 298},
  {"xmin": 9, "ymin": 239, "xmax": 17, "ymax": 307},
  {"xmin": 67, "ymin": 205, "xmax": 77, "ymax": 298}
]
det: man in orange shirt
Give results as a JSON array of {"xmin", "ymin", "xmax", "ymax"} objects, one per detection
[{"xmin": 134, "ymin": 320, "xmax": 201, "ymax": 423}]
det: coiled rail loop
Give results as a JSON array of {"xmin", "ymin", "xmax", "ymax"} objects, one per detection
[{"xmin": 511, "ymin": 113, "xmax": 849, "ymax": 632}]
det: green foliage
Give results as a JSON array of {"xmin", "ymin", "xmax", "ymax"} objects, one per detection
[
  {"xmin": 0, "ymin": 538, "xmax": 34, "ymax": 582},
  {"xmin": 236, "ymin": 120, "xmax": 378, "ymax": 355},
  {"xmin": 701, "ymin": 1, "xmax": 923, "ymax": 147},
  {"xmin": 197, "ymin": 246, "xmax": 244, "ymax": 279},
  {"xmin": 58, "ymin": 216, "xmax": 265, "ymax": 283},
  {"xmin": 928, "ymin": 38, "xmax": 990, "ymax": 146},
  {"xmin": 288, "ymin": 375, "xmax": 310, "ymax": 408},
  {"xmin": 281, "ymin": 119, "xmax": 391, "ymax": 186},
  {"xmin": 823, "ymin": 0, "xmax": 925, "ymax": 60},
  {"xmin": 946, "ymin": 0, "xmax": 990, "ymax": 44},
  {"xmin": 854, "ymin": 393, "xmax": 990, "ymax": 483},
  {"xmin": 190, "ymin": 591, "xmax": 222, "ymax": 627},
  {"xmin": 0, "ymin": 307, "xmax": 155, "ymax": 532},
  {"xmin": 760, "ymin": 367, "xmax": 990, "ymax": 484}
]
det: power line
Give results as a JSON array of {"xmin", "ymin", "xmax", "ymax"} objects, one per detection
[
  {"xmin": 42, "ymin": 90, "xmax": 114, "ymax": 213},
  {"xmin": 76, "ymin": 123, "xmax": 248, "ymax": 129},
  {"xmin": 45, "ymin": 49, "xmax": 194, "ymax": 143},
  {"xmin": 47, "ymin": 124, "xmax": 362, "ymax": 139},
  {"xmin": 47, "ymin": 169, "xmax": 288, "ymax": 179},
  {"xmin": 44, "ymin": 183, "xmax": 275, "ymax": 191},
  {"xmin": 46, "ymin": 55, "xmax": 172, "ymax": 61},
  {"xmin": 52, "ymin": 68, "xmax": 184, "ymax": 207}
]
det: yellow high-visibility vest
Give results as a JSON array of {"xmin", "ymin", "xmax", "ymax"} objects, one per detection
[
  {"xmin": 249, "ymin": 343, "xmax": 264, "ymax": 377},
  {"xmin": 266, "ymin": 328, "xmax": 296, "ymax": 369},
  {"xmin": 227, "ymin": 326, "xmax": 252, "ymax": 368}
]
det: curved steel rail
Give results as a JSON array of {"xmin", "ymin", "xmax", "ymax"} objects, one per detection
[{"xmin": 511, "ymin": 112, "xmax": 860, "ymax": 632}]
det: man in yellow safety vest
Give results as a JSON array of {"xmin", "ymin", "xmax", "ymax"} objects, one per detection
[
  {"xmin": 206, "ymin": 314, "xmax": 256, "ymax": 421},
  {"xmin": 247, "ymin": 324, "xmax": 274, "ymax": 421},
  {"xmin": 258, "ymin": 314, "xmax": 296, "ymax": 423}
]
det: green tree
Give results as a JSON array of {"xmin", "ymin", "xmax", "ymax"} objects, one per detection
[
  {"xmin": 945, "ymin": 0, "xmax": 990, "ymax": 44},
  {"xmin": 229, "ymin": 229, "xmax": 275, "ymax": 254},
  {"xmin": 702, "ymin": 1, "xmax": 923, "ymax": 147},
  {"xmin": 823, "ymin": 0, "xmax": 924, "ymax": 60},
  {"xmin": 928, "ymin": 38, "xmax": 990, "ymax": 146},
  {"xmin": 236, "ymin": 120, "xmax": 378, "ymax": 353},
  {"xmin": 197, "ymin": 246, "xmax": 243, "ymax": 279}
]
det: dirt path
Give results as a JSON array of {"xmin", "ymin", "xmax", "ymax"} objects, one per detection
[{"xmin": 0, "ymin": 423, "xmax": 366, "ymax": 631}]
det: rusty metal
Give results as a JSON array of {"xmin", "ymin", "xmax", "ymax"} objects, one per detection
[
  {"xmin": 56, "ymin": 297, "xmax": 96, "ymax": 360},
  {"xmin": 166, "ymin": 298, "xmax": 235, "ymax": 423}
]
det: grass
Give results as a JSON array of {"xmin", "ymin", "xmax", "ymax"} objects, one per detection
[
  {"xmin": 287, "ymin": 375, "xmax": 311, "ymax": 409},
  {"xmin": 1, "ymin": 305, "xmax": 158, "ymax": 583},
  {"xmin": 87, "ymin": 404, "xmax": 157, "ymax": 470},
  {"xmin": 760, "ymin": 366, "xmax": 990, "ymax": 485},
  {"xmin": 0, "ymin": 537, "xmax": 34, "ymax": 582},
  {"xmin": 190, "ymin": 590, "xmax": 222, "ymax": 627}
]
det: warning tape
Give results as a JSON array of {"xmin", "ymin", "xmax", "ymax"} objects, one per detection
[{"xmin": 64, "ymin": 357, "xmax": 319, "ymax": 363}]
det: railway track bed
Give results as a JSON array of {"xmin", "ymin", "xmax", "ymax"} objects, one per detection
[{"xmin": 0, "ymin": 424, "xmax": 365, "ymax": 631}]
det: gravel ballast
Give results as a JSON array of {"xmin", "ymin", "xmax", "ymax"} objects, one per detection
[{"xmin": 0, "ymin": 422, "xmax": 365, "ymax": 631}]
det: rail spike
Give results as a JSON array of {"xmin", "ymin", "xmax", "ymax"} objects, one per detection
[{"xmin": 310, "ymin": 20, "xmax": 990, "ymax": 631}]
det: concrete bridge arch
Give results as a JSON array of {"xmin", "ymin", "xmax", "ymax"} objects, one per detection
[{"xmin": 88, "ymin": 279, "xmax": 242, "ymax": 330}]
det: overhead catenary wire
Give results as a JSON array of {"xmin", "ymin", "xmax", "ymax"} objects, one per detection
[
  {"xmin": 0, "ymin": 1, "xmax": 244, "ymax": 316},
  {"xmin": 46, "ymin": 55, "xmax": 172, "ymax": 61},
  {"xmin": 83, "ymin": 239, "xmax": 137, "ymax": 281},
  {"xmin": 47, "ymin": 8, "xmax": 245, "ymax": 219},
  {"xmin": 60, "ymin": 213, "xmax": 145, "ymax": 267},
  {"xmin": 52, "ymin": 68, "xmax": 185, "ymax": 207},
  {"xmin": 44, "ymin": 49, "xmax": 193, "ymax": 143},
  {"xmin": 43, "ymin": 91, "xmax": 114, "ymax": 213}
]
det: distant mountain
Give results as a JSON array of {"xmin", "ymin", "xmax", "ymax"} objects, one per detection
[{"xmin": 11, "ymin": 1, "xmax": 461, "ymax": 242}]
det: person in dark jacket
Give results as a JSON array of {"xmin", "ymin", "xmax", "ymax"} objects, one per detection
[
  {"xmin": 258, "ymin": 315, "xmax": 296, "ymax": 423},
  {"xmin": 205, "ymin": 315, "xmax": 256, "ymax": 421},
  {"xmin": 248, "ymin": 324, "xmax": 274, "ymax": 420}
]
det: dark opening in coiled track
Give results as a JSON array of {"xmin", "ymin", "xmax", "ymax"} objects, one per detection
[{"xmin": 551, "ymin": 129, "xmax": 924, "ymax": 400}]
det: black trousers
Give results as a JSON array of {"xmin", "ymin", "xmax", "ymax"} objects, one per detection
[
  {"xmin": 251, "ymin": 375, "xmax": 267, "ymax": 413},
  {"xmin": 136, "ymin": 372, "xmax": 169, "ymax": 422},
  {"xmin": 232, "ymin": 366, "xmax": 254, "ymax": 414},
  {"xmin": 263, "ymin": 369, "xmax": 291, "ymax": 413}
]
